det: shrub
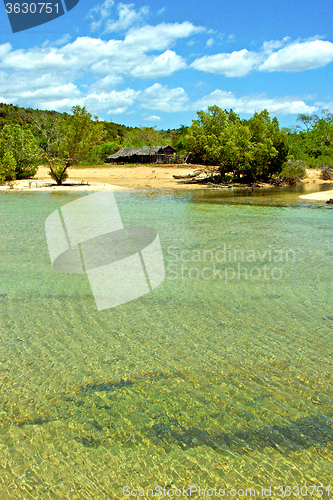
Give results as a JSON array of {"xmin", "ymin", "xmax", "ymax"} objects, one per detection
[
  {"xmin": 48, "ymin": 164, "xmax": 69, "ymax": 185},
  {"xmin": 0, "ymin": 151, "xmax": 16, "ymax": 184},
  {"xmin": 320, "ymin": 165, "xmax": 333, "ymax": 180},
  {"xmin": 275, "ymin": 160, "xmax": 306, "ymax": 185},
  {"xmin": 0, "ymin": 124, "xmax": 39, "ymax": 180}
]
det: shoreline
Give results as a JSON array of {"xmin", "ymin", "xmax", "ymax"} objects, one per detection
[
  {"xmin": 299, "ymin": 190, "xmax": 333, "ymax": 201},
  {"xmin": 0, "ymin": 165, "xmax": 332, "ymax": 197}
]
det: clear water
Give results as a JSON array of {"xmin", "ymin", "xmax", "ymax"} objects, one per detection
[{"xmin": 0, "ymin": 188, "xmax": 332, "ymax": 499}]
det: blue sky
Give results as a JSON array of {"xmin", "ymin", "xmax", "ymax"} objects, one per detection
[{"xmin": 0, "ymin": 0, "xmax": 332, "ymax": 129}]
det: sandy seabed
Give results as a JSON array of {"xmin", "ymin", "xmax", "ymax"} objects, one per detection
[{"xmin": 0, "ymin": 165, "xmax": 332, "ymax": 198}]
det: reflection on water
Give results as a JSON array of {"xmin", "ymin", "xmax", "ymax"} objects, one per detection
[
  {"xmin": 190, "ymin": 182, "xmax": 333, "ymax": 207},
  {"xmin": 0, "ymin": 189, "xmax": 332, "ymax": 499}
]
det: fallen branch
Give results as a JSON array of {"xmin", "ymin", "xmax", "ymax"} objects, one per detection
[{"xmin": 173, "ymin": 169, "xmax": 205, "ymax": 180}]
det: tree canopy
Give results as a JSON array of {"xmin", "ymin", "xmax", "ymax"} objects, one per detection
[
  {"xmin": 33, "ymin": 105, "xmax": 103, "ymax": 184},
  {"xmin": 0, "ymin": 123, "xmax": 40, "ymax": 183},
  {"xmin": 186, "ymin": 106, "xmax": 289, "ymax": 182},
  {"xmin": 286, "ymin": 110, "xmax": 333, "ymax": 164}
]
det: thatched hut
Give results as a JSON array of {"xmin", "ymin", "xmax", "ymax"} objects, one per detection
[{"xmin": 105, "ymin": 145, "xmax": 175, "ymax": 164}]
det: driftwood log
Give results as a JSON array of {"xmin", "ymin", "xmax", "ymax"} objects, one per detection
[
  {"xmin": 173, "ymin": 166, "xmax": 223, "ymax": 185},
  {"xmin": 173, "ymin": 169, "xmax": 205, "ymax": 180}
]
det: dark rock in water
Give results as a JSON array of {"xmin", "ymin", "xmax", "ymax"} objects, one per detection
[
  {"xmin": 17, "ymin": 416, "xmax": 53, "ymax": 427},
  {"xmin": 84, "ymin": 378, "xmax": 133, "ymax": 393},
  {"xmin": 152, "ymin": 424, "xmax": 171, "ymax": 438},
  {"xmin": 326, "ymin": 198, "xmax": 333, "ymax": 204},
  {"xmin": 91, "ymin": 420, "xmax": 104, "ymax": 431},
  {"xmin": 75, "ymin": 436, "xmax": 101, "ymax": 448},
  {"xmin": 148, "ymin": 414, "xmax": 333, "ymax": 455}
]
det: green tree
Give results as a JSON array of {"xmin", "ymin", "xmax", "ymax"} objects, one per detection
[
  {"xmin": 34, "ymin": 106, "xmax": 102, "ymax": 185},
  {"xmin": 170, "ymin": 125, "xmax": 189, "ymax": 156},
  {"xmin": 0, "ymin": 151, "xmax": 16, "ymax": 184},
  {"xmin": 186, "ymin": 106, "xmax": 288, "ymax": 182},
  {"xmin": 0, "ymin": 124, "xmax": 40, "ymax": 182},
  {"xmin": 219, "ymin": 122, "xmax": 254, "ymax": 181},
  {"xmin": 122, "ymin": 127, "xmax": 169, "ymax": 148},
  {"xmin": 288, "ymin": 110, "xmax": 333, "ymax": 163},
  {"xmin": 247, "ymin": 111, "xmax": 288, "ymax": 181},
  {"xmin": 186, "ymin": 106, "xmax": 240, "ymax": 165}
]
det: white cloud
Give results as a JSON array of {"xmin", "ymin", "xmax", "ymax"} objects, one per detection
[
  {"xmin": 140, "ymin": 83, "xmax": 189, "ymax": 111},
  {"xmin": 45, "ymin": 98, "xmax": 80, "ymax": 112},
  {"xmin": 259, "ymin": 39, "xmax": 333, "ymax": 72},
  {"xmin": 206, "ymin": 38, "xmax": 214, "ymax": 48},
  {"xmin": 0, "ymin": 43, "xmax": 12, "ymax": 59},
  {"xmin": 144, "ymin": 114, "xmax": 162, "ymax": 121},
  {"xmin": 46, "ymin": 88, "xmax": 139, "ymax": 115},
  {"xmin": 194, "ymin": 89, "xmax": 318, "ymax": 115},
  {"xmin": 261, "ymin": 37, "xmax": 289, "ymax": 53},
  {"xmin": 0, "ymin": 18, "xmax": 207, "ymax": 113},
  {"xmin": 130, "ymin": 50, "xmax": 186, "ymax": 78},
  {"xmin": 123, "ymin": 22, "xmax": 205, "ymax": 53},
  {"xmin": 20, "ymin": 84, "xmax": 82, "ymax": 107},
  {"xmin": 191, "ymin": 37, "xmax": 333, "ymax": 77},
  {"xmin": 105, "ymin": 3, "xmax": 149, "ymax": 32},
  {"xmin": 0, "ymin": 22, "xmax": 203, "ymax": 78},
  {"xmin": 84, "ymin": 88, "xmax": 139, "ymax": 114},
  {"xmin": 191, "ymin": 49, "xmax": 260, "ymax": 77},
  {"xmin": 0, "ymin": 28, "xmax": 329, "ymax": 121},
  {"xmin": 88, "ymin": 0, "xmax": 115, "ymax": 31},
  {"xmin": 314, "ymin": 101, "xmax": 333, "ymax": 113},
  {"xmin": 0, "ymin": 71, "xmax": 72, "ymax": 96},
  {"xmin": 89, "ymin": 74, "xmax": 124, "ymax": 91},
  {"xmin": 54, "ymin": 34, "xmax": 72, "ymax": 46}
]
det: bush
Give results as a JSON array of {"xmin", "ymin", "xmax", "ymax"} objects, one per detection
[
  {"xmin": 186, "ymin": 107, "xmax": 288, "ymax": 182},
  {"xmin": 0, "ymin": 151, "xmax": 16, "ymax": 184},
  {"xmin": 0, "ymin": 124, "xmax": 40, "ymax": 180},
  {"xmin": 48, "ymin": 164, "xmax": 69, "ymax": 185},
  {"xmin": 275, "ymin": 160, "xmax": 306, "ymax": 185},
  {"xmin": 320, "ymin": 165, "xmax": 333, "ymax": 180}
]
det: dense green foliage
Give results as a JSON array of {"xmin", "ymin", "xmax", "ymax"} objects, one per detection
[
  {"xmin": 186, "ymin": 106, "xmax": 289, "ymax": 182},
  {"xmin": 274, "ymin": 160, "xmax": 307, "ymax": 185},
  {"xmin": 33, "ymin": 105, "xmax": 103, "ymax": 184},
  {"xmin": 285, "ymin": 111, "xmax": 333, "ymax": 166},
  {"xmin": 0, "ymin": 102, "xmax": 332, "ymax": 185},
  {"xmin": 0, "ymin": 103, "xmax": 172, "ymax": 169},
  {"xmin": 0, "ymin": 123, "xmax": 41, "ymax": 183}
]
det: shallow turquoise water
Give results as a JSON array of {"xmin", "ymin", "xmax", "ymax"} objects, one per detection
[{"xmin": 0, "ymin": 189, "xmax": 332, "ymax": 499}]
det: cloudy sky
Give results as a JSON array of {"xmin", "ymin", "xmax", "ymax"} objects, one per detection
[{"xmin": 0, "ymin": 0, "xmax": 332, "ymax": 128}]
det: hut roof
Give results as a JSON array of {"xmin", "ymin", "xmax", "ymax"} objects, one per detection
[{"xmin": 107, "ymin": 145, "xmax": 174, "ymax": 159}]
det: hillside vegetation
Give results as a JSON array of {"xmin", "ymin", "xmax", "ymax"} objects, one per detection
[{"xmin": 0, "ymin": 102, "xmax": 332, "ymax": 185}]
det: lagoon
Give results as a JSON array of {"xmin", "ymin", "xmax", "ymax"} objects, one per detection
[{"xmin": 0, "ymin": 188, "xmax": 332, "ymax": 499}]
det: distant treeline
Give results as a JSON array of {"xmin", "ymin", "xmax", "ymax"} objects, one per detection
[{"xmin": 0, "ymin": 102, "xmax": 332, "ymax": 185}]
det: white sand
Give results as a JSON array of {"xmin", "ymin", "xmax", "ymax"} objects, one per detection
[
  {"xmin": 299, "ymin": 190, "xmax": 333, "ymax": 201},
  {"xmin": 1, "ymin": 166, "xmax": 332, "ymax": 193},
  {"xmin": 0, "ymin": 179, "xmax": 127, "ymax": 191}
]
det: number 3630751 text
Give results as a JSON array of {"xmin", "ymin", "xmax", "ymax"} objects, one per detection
[{"xmin": 5, "ymin": 3, "xmax": 60, "ymax": 14}]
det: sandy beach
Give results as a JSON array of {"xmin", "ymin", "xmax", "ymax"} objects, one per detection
[
  {"xmin": 299, "ymin": 190, "xmax": 333, "ymax": 201},
  {"xmin": 0, "ymin": 165, "xmax": 332, "ymax": 194},
  {"xmin": 0, "ymin": 164, "xmax": 201, "ymax": 191}
]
